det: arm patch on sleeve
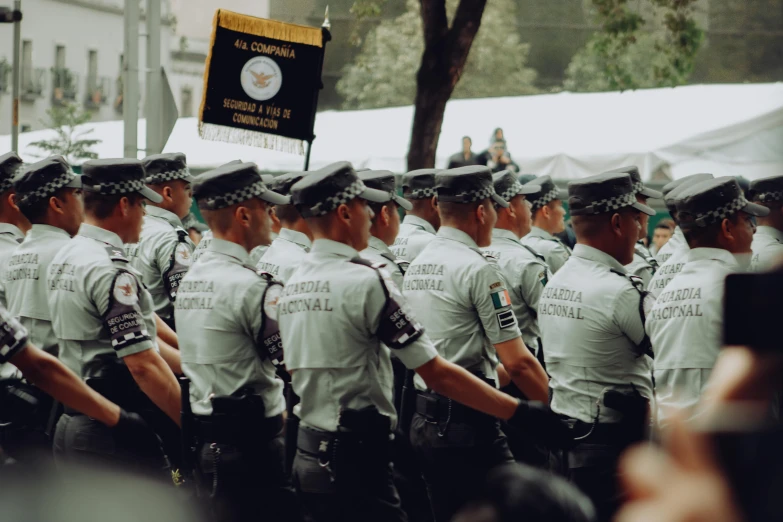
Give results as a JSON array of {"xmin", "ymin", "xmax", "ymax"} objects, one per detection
[
  {"xmin": 163, "ymin": 229, "xmax": 193, "ymax": 301},
  {"xmin": 257, "ymin": 279, "xmax": 284, "ymax": 366},
  {"xmin": 104, "ymin": 270, "xmax": 152, "ymax": 352},
  {"xmin": 496, "ymin": 309, "xmax": 516, "ymax": 329},
  {"xmin": 0, "ymin": 306, "xmax": 28, "ymax": 363}
]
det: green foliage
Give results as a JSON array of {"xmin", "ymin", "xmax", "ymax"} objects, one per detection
[
  {"xmin": 338, "ymin": 0, "xmax": 538, "ymax": 109},
  {"xmin": 28, "ymin": 103, "xmax": 101, "ymax": 163},
  {"xmin": 564, "ymin": 0, "xmax": 704, "ymax": 92}
]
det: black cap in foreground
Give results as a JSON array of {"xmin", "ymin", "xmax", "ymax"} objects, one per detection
[
  {"xmin": 0, "ymin": 152, "xmax": 24, "ymax": 193},
  {"xmin": 675, "ymin": 177, "xmax": 769, "ymax": 228},
  {"xmin": 290, "ymin": 161, "xmax": 389, "ymax": 218},
  {"xmin": 526, "ymin": 175, "xmax": 568, "ymax": 211},
  {"xmin": 435, "ymin": 165, "xmax": 508, "ymax": 208},
  {"xmin": 492, "ymin": 170, "xmax": 541, "ymax": 204},
  {"xmin": 748, "ymin": 174, "xmax": 783, "ymax": 205},
  {"xmin": 402, "ymin": 169, "xmax": 438, "ymax": 200},
  {"xmin": 269, "ymin": 171, "xmax": 307, "ymax": 197},
  {"xmin": 193, "ymin": 162, "xmax": 289, "ymax": 210},
  {"xmin": 663, "ymin": 173, "xmax": 714, "ymax": 213},
  {"xmin": 358, "ymin": 170, "xmax": 412, "ymax": 211},
  {"xmin": 14, "ymin": 156, "xmax": 81, "ymax": 207},
  {"xmin": 142, "ymin": 152, "xmax": 193, "ymax": 185},
  {"xmin": 568, "ymin": 172, "xmax": 655, "ymax": 216},
  {"xmin": 81, "ymin": 158, "xmax": 163, "ymax": 203}
]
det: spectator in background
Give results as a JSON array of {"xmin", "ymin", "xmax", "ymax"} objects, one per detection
[
  {"xmin": 651, "ymin": 219, "xmax": 675, "ymax": 255},
  {"xmin": 448, "ymin": 136, "xmax": 481, "ymax": 168},
  {"xmin": 484, "ymin": 140, "xmax": 520, "ymax": 173}
]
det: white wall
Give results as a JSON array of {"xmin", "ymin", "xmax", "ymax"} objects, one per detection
[{"xmin": 0, "ymin": 0, "xmax": 174, "ymax": 134}]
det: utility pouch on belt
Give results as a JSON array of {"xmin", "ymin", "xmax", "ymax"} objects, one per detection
[
  {"xmin": 603, "ymin": 384, "xmax": 650, "ymax": 444},
  {"xmin": 211, "ymin": 388, "xmax": 266, "ymax": 418}
]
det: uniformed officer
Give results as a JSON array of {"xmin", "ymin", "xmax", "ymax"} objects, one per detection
[
  {"xmin": 390, "ymin": 168, "xmax": 440, "ymax": 265},
  {"xmin": 248, "ymin": 173, "xmax": 281, "ymax": 264},
  {"xmin": 0, "ymin": 152, "xmax": 30, "ymax": 310},
  {"xmin": 124, "ymin": 153, "xmax": 195, "ymax": 329},
  {"xmin": 191, "ymin": 162, "xmax": 245, "ymax": 264},
  {"xmin": 538, "ymin": 171, "xmax": 656, "ymax": 522},
  {"xmin": 605, "ymin": 167, "xmax": 663, "ymax": 287},
  {"xmin": 48, "ymin": 158, "xmax": 182, "ymax": 478},
  {"xmin": 403, "ymin": 165, "xmax": 553, "ymax": 522},
  {"xmin": 521, "ymin": 175, "xmax": 571, "ymax": 274},
  {"xmin": 479, "ymin": 170, "xmax": 548, "ymax": 358},
  {"xmin": 748, "ymin": 175, "xmax": 783, "ymax": 271},
  {"xmin": 647, "ymin": 177, "xmax": 767, "ymax": 429},
  {"xmin": 175, "ymin": 162, "xmax": 297, "ymax": 522},
  {"xmin": 255, "ymin": 171, "xmax": 312, "ymax": 283},
  {"xmin": 358, "ymin": 170, "xmax": 412, "ymax": 289},
  {"xmin": 647, "ymin": 174, "xmax": 713, "ymax": 297},
  {"xmin": 278, "ymin": 162, "xmax": 565, "ymax": 522}
]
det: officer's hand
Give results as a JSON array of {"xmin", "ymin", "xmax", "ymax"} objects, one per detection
[
  {"xmin": 113, "ymin": 409, "xmax": 163, "ymax": 454},
  {"xmin": 508, "ymin": 400, "xmax": 573, "ymax": 450}
]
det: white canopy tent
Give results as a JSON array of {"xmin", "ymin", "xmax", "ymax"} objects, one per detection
[{"xmin": 2, "ymin": 83, "xmax": 781, "ymax": 180}]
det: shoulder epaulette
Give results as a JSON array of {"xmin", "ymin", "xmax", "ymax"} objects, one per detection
[
  {"xmin": 520, "ymin": 243, "xmax": 547, "ymax": 263},
  {"xmin": 103, "ymin": 244, "xmax": 128, "ymax": 263}
]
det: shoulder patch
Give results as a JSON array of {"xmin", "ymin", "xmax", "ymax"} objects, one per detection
[
  {"xmin": 496, "ymin": 309, "xmax": 516, "ymax": 329},
  {"xmin": 538, "ymin": 269, "xmax": 548, "ymax": 287},
  {"xmin": 490, "ymin": 288, "xmax": 512, "ymax": 309},
  {"xmin": 104, "ymin": 245, "xmax": 128, "ymax": 263}
]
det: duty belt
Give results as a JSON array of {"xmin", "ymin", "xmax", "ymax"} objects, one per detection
[
  {"xmin": 194, "ymin": 413, "xmax": 283, "ymax": 445},
  {"xmin": 566, "ymin": 418, "xmax": 638, "ymax": 447},
  {"xmin": 415, "ymin": 391, "xmax": 493, "ymax": 426},
  {"xmin": 296, "ymin": 424, "xmax": 391, "ymax": 457}
]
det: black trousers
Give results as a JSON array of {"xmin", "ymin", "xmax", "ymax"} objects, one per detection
[
  {"xmin": 409, "ymin": 413, "xmax": 515, "ymax": 522},
  {"xmin": 563, "ymin": 442, "xmax": 626, "ymax": 522},
  {"xmin": 196, "ymin": 420, "xmax": 301, "ymax": 522},
  {"xmin": 293, "ymin": 447, "xmax": 407, "ymax": 522},
  {"xmin": 53, "ymin": 413, "xmax": 168, "ymax": 480}
]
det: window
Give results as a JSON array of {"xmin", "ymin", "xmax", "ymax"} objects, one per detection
[
  {"xmin": 181, "ymin": 87, "xmax": 193, "ymax": 118},
  {"xmin": 55, "ymin": 45, "xmax": 65, "ymax": 69},
  {"xmin": 21, "ymin": 40, "xmax": 32, "ymax": 85},
  {"xmin": 88, "ymin": 50, "xmax": 98, "ymax": 86}
]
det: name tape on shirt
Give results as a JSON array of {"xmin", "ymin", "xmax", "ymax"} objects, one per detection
[{"xmin": 491, "ymin": 288, "xmax": 511, "ymax": 309}]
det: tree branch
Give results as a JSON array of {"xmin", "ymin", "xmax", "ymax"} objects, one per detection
[
  {"xmin": 445, "ymin": 0, "xmax": 487, "ymax": 84},
  {"xmin": 419, "ymin": 0, "xmax": 448, "ymax": 47}
]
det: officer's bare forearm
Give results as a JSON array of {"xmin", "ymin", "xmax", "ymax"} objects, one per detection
[
  {"xmin": 496, "ymin": 364, "xmax": 511, "ymax": 388},
  {"xmin": 124, "ymin": 349, "xmax": 182, "ymax": 426},
  {"xmin": 157, "ymin": 338, "xmax": 182, "ymax": 375},
  {"xmin": 415, "ymin": 356, "xmax": 518, "ymax": 420},
  {"xmin": 494, "ymin": 338, "xmax": 549, "ymax": 402},
  {"xmin": 154, "ymin": 314, "xmax": 178, "ymax": 349},
  {"xmin": 11, "ymin": 345, "xmax": 121, "ymax": 427}
]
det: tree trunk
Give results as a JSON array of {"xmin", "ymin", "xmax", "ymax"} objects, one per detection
[{"xmin": 407, "ymin": 0, "xmax": 487, "ymax": 170}]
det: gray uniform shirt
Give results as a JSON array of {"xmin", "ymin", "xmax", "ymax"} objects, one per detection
[
  {"xmin": 390, "ymin": 215, "xmax": 437, "ymax": 264},
  {"xmin": 279, "ymin": 239, "xmax": 438, "ymax": 432},
  {"xmin": 646, "ymin": 248, "xmax": 740, "ymax": 426},
  {"xmin": 125, "ymin": 206, "xmax": 195, "ymax": 321},
  {"xmin": 750, "ymin": 226, "xmax": 783, "ymax": 272},
  {"xmin": 362, "ymin": 236, "xmax": 405, "ymax": 290},
  {"xmin": 522, "ymin": 226, "xmax": 572, "ymax": 274},
  {"xmin": 626, "ymin": 243, "xmax": 657, "ymax": 287},
  {"xmin": 5, "ymin": 225, "xmax": 71, "ymax": 355},
  {"xmin": 256, "ymin": 228, "xmax": 312, "ymax": 284},
  {"xmin": 48, "ymin": 224, "xmax": 158, "ymax": 377},
  {"xmin": 249, "ymin": 232, "xmax": 278, "ymax": 265},
  {"xmin": 481, "ymin": 228, "xmax": 550, "ymax": 351},
  {"xmin": 647, "ymin": 245, "xmax": 690, "ymax": 298},
  {"xmin": 192, "ymin": 229, "xmax": 212, "ymax": 263},
  {"xmin": 0, "ymin": 223, "xmax": 24, "ymax": 308},
  {"xmin": 655, "ymin": 226, "xmax": 686, "ymax": 264},
  {"xmin": 175, "ymin": 238, "xmax": 286, "ymax": 417},
  {"xmin": 402, "ymin": 227, "xmax": 521, "ymax": 390},
  {"xmin": 540, "ymin": 244, "xmax": 652, "ymax": 424}
]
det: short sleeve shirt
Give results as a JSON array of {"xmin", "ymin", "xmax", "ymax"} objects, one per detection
[
  {"xmin": 626, "ymin": 253, "xmax": 655, "ymax": 288},
  {"xmin": 125, "ymin": 206, "xmax": 195, "ymax": 322},
  {"xmin": 48, "ymin": 224, "xmax": 157, "ymax": 377},
  {"xmin": 0, "ymin": 223, "xmax": 24, "ymax": 308},
  {"xmin": 0, "ymin": 304, "xmax": 28, "ymax": 364},
  {"xmin": 390, "ymin": 215, "xmax": 437, "ymax": 263},
  {"xmin": 279, "ymin": 239, "xmax": 437, "ymax": 432},
  {"xmin": 481, "ymin": 228, "xmax": 550, "ymax": 350},
  {"xmin": 539, "ymin": 244, "xmax": 653, "ymax": 424},
  {"xmin": 256, "ymin": 228, "xmax": 312, "ymax": 284},
  {"xmin": 402, "ymin": 227, "xmax": 521, "ymax": 389},
  {"xmin": 4, "ymin": 225, "xmax": 71, "ymax": 355},
  {"xmin": 175, "ymin": 238, "xmax": 285, "ymax": 417},
  {"xmin": 750, "ymin": 226, "xmax": 783, "ymax": 272},
  {"xmin": 361, "ymin": 236, "xmax": 405, "ymax": 290},
  {"xmin": 654, "ymin": 227, "xmax": 686, "ymax": 264},
  {"xmin": 646, "ymin": 248, "xmax": 740, "ymax": 426},
  {"xmin": 647, "ymin": 246, "xmax": 690, "ymax": 298},
  {"xmin": 521, "ymin": 226, "xmax": 572, "ymax": 274}
]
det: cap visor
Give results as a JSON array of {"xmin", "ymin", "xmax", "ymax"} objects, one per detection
[
  {"xmin": 742, "ymin": 201, "xmax": 770, "ymax": 218},
  {"xmin": 393, "ymin": 194, "xmax": 413, "ymax": 211},
  {"xmin": 138, "ymin": 186, "xmax": 163, "ymax": 203},
  {"xmin": 632, "ymin": 201, "xmax": 656, "ymax": 216},
  {"xmin": 64, "ymin": 174, "xmax": 82, "ymax": 189},
  {"xmin": 359, "ymin": 186, "xmax": 392, "ymax": 205},
  {"xmin": 259, "ymin": 190, "xmax": 291, "ymax": 206},
  {"xmin": 639, "ymin": 187, "xmax": 663, "ymax": 199},
  {"xmin": 492, "ymin": 193, "xmax": 510, "ymax": 208},
  {"xmin": 518, "ymin": 183, "xmax": 542, "ymax": 196}
]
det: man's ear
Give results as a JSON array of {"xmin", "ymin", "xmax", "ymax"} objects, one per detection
[
  {"xmin": 610, "ymin": 213, "xmax": 623, "ymax": 236},
  {"xmin": 235, "ymin": 205, "xmax": 251, "ymax": 228},
  {"xmin": 380, "ymin": 204, "xmax": 391, "ymax": 226},
  {"xmin": 7, "ymin": 192, "xmax": 20, "ymax": 212},
  {"xmin": 720, "ymin": 217, "xmax": 735, "ymax": 242},
  {"xmin": 430, "ymin": 196, "xmax": 438, "ymax": 211},
  {"xmin": 119, "ymin": 196, "xmax": 130, "ymax": 217},
  {"xmin": 336, "ymin": 203, "xmax": 351, "ymax": 226},
  {"xmin": 476, "ymin": 202, "xmax": 486, "ymax": 224},
  {"xmin": 162, "ymin": 186, "xmax": 173, "ymax": 202},
  {"xmin": 51, "ymin": 195, "xmax": 65, "ymax": 216}
]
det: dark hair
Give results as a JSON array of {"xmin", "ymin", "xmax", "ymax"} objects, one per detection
[
  {"xmin": 681, "ymin": 212, "xmax": 739, "ymax": 247},
  {"xmin": 84, "ymin": 191, "xmax": 143, "ymax": 220},
  {"xmin": 18, "ymin": 189, "xmax": 61, "ymax": 223},
  {"xmin": 462, "ymin": 136, "xmax": 472, "ymax": 143},
  {"xmin": 274, "ymin": 203, "xmax": 301, "ymax": 224},
  {"xmin": 369, "ymin": 200, "xmax": 396, "ymax": 222},
  {"xmin": 656, "ymin": 218, "xmax": 675, "ymax": 231}
]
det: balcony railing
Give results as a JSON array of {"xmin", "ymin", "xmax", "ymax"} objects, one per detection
[
  {"xmin": 85, "ymin": 76, "xmax": 110, "ymax": 109},
  {"xmin": 52, "ymin": 68, "xmax": 79, "ymax": 105},
  {"xmin": 21, "ymin": 67, "xmax": 45, "ymax": 101}
]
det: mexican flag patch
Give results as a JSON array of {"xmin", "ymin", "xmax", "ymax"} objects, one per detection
[{"xmin": 491, "ymin": 289, "xmax": 511, "ymax": 309}]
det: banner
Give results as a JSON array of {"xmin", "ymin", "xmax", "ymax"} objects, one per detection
[{"xmin": 199, "ymin": 10, "xmax": 325, "ymax": 154}]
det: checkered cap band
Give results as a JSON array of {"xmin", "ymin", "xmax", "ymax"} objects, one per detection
[
  {"xmin": 18, "ymin": 168, "xmax": 78, "ymax": 206},
  {"xmin": 632, "ymin": 181, "xmax": 644, "ymax": 194},
  {"xmin": 89, "ymin": 178, "xmax": 146, "ymax": 196},
  {"xmin": 500, "ymin": 181, "xmax": 525, "ymax": 202},
  {"xmin": 758, "ymin": 190, "xmax": 783, "ymax": 203},
  {"xmin": 203, "ymin": 180, "xmax": 268, "ymax": 210},
  {"xmin": 531, "ymin": 188, "xmax": 558, "ymax": 210},
  {"xmin": 694, "ymin": 196, "xmax": 747, "ymax": 226},
  {"xmin": 146, "ymin": 167, "xmax": 191, "ymax": 184},
  {"xmin": 408, "ymin": 187, "xmax": 436, "ymax": 199},
  {"xmin": 584, "ymin": 192, "xmax": 637, "ymax": 214},
  {"xmin": 308, "ymin": 179, "xmax": 367, "ymax": 216},
  {"xmin": 448, "ymin": 185, "xmax": 496, "ymax": 204},
  {"xmin": 0, "ymin": 166, "xmax": 23, "ymax": 193}
]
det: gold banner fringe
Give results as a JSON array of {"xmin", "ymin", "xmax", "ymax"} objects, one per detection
[
  {"xmin": 199, "ymin": 122, "xmax": 305, "ymax": 156},
  {"xmin": 216, "ymin": 9, "xmax": 323, "ymax": 48},
  {"xmin": 197, "ymin": 9, "xmax": 220, "ymax": 125}
]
